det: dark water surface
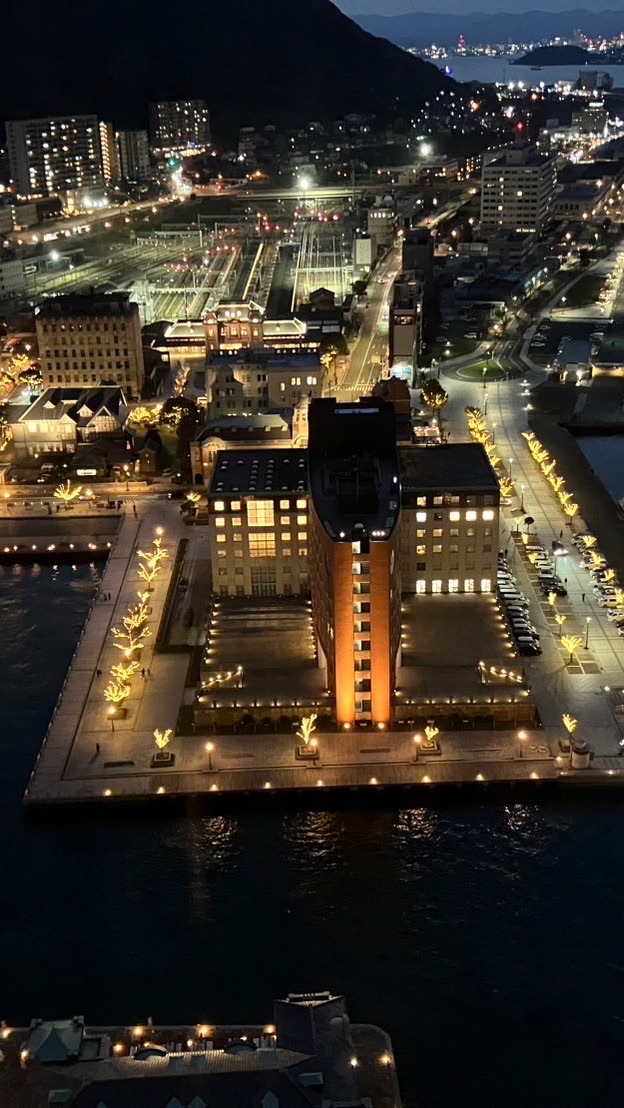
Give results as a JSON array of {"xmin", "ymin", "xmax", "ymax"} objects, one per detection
[
  {"xmin": 578, "ymin": 436, "xmax": 624, "ymax": 506},
  {"xmin": 2, "ymin": 566, "xmax": 624, "ymax": 1107}
]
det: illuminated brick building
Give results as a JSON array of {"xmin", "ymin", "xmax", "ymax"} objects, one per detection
[{"xmin": 307, "ymin": 398, "xmax": 401, "ymax": 727}]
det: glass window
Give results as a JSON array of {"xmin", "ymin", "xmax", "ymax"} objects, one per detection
[
  {"xmin": 416, "ymin": 562, "xmax": 426, "ymax": 571},
  {"xmin": 232, "ymin": 517, "xmax": 241, "ymax": 528},
  {"xmin": 215, "ymin": 517, "xmax": 225, "ymax": 527},
  {"xmin": 417, "ymin": 496, "xmax": 427, "ymax": 506},
  {"xmin": 281, "ymin": 532, "xmax": 291, "ymax": 541},
  {"xmin": 433, "ymin": 529, "xmax": 443, "ymax": 538},
  {"xmin": 216, "ymin": 535, "xmax": 226, "ymax": 544},
  {"xmin": 249, "ymin": 533, "xmax": 276, "ymax": 557},
  {"xmin": 417, "ymin": 529, "xmax": 426, "ymax": 538},
  {"xmin": 480, "ymin": 578, "xmax": 492, "ymax": 592},
  {"xmin": 231, "ymin": 501, "xmax": 241, "ymax": 511},
  {"xmin": 449, "ymin": 511, "xmax": 460, "ymax": 521},
  {"xmin": 214, "ymin": 500, "xmax": 225, "ymax": 511},
  {"xmin": 297, "ymin": 532, "xmax": 306, "ymax": 541},
  {"xmin": 416, "ymin": 545, "xmax": 426, "ymax": 556},
  {"xmin": 296, "ymin": 499, "xmax": 306, "ymax": 509},
  {"xmin": 416, "ymin": 580, "xmax": 426, "ymax": 594},
  {"xmin": 247, "ymin": 500, "xmax": 275, "ymax": 527},
  {"xmin": 416, "ymin": 511, "xmax": 427, "ymax": 522},
  {"xmin": 281, "ymin": 515, "xmax": 290, "ymax": 524},
  {"xmin": 466, "ymin": 510, "xmax": 477, "ymax": 521},
  {"xmin": 450, "ymin": 528, "xmax": 459, "ymax": 537},
  {"xmin": 464, "ymin": 578, "xmax": 475, "ymax": 593},
  {"xmin": 433, "ymin": 544, "xmax": 442, "ymax": 554},
  {"xmin": 433, "ymin": 496, "xmax": 443, "ymax": 505},
  {"xmin": 483, "ymin": 510, "xmax": 494, "ymax": 521},
  {"xmin": 296, "ymin": 514, "xmax": 306, "ymax": 525},
  {"xmin": 448, "ymin": 578, "xmax": 459, "ymax": 592},
  {"xmin": 280, "ymin": 499, "xmax": 290, "ymax": 509},
  {"xmin": 432, "ymin": 579, "xmax": 442, "ymax": 593}
]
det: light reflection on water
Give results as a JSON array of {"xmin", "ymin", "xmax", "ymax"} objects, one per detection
[{"xmin": 2, "ymin": 568, "xmax": 624, "ymax": 1106}]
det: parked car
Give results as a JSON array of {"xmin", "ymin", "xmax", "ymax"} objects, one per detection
[{"xmin": 517, "ymin": 639, "xmax": 542, "ymax": 656}]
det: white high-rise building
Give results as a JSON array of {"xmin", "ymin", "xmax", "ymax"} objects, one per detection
[
  {"xmin": 6, "ymin": 115, "xmax": 103, "ymax": 198},
  {"xmin": 117, "ymin": 130, "xmax": 151, "ymax": 183},
  {"xmin": 480, "ymin": 145, "xmax": 556, "ymax": 233}
]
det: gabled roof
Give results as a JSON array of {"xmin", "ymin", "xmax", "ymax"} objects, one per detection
[{"xmin": 16, "ymin": 388, "xmax": 128, "ymax": 428}]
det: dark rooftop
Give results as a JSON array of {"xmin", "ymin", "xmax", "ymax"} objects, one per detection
[
  {"xmin": 209, "ymin": 449, "xmax": 308, "ymax": 496},
  {"xmin": 399, "ymin": 443, "xmax": 499, "ymax": 491},
  {"xmin": 37, "ymin": 292, "xmax": 137, "ymax": 318}
]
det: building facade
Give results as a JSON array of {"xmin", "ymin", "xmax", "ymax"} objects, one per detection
[
  {"xmin": 308, "ymin": 398, "xmax": 401, "ymax": 727},
  {"xmin": 389, "ymin": 271, "xmax": 423, "ymax": 369},
  {"xmin": 399, "ymin": 444, "xmax": 499, "ymax": 594},
  {"xmin": 149, "ymin": 100, "xmax": 210, "ymax": 155},
  {"xmin": 6, "ymin": 115, "xmax": 103, "ymax": 198},
  {"xmin": 117, "ymin": 129, "xmax": 151, "ymax": 183},
  {"xmin": 8, "ymin": 386, "xmax": 127, "ymax": 457},
  {"xmin": 480, "ymin": 145, "xmax": 556, "ymax": 233},
  {"xmin": 206, "ymin": 348, "xmax": 323, "ymax": 417},
  {"xmin": 207, "ymin": 450, "xmax": 309, "ymax": 597},
  {"xmin": 36, "ymin": 292, "xmax": 145, "ymax": 399}
]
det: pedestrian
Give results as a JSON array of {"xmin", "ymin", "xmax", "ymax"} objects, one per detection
[
  {"xmin": 559, "ymin": 529, "xmax": 563, "ymax": 540},
  {"xmin": 147, "ymin": 668, "xmax": 151, "ymax": 678},
  {"xmin": 95, "ymin": 742, "xmax": 100, "ymax": 754},
  {"xmin": 582, "ymin": 592, "xmax": 586, "ymax": 603},
  {"xmin": 564, "ymin": 578, "xmax": 568, "ymax": 585},
  {"xmin": 141, "ymin": 668, "xmax": 146, "ymax": 679},
  {"xmin": 96, "ymin": 668, "xmax": 102, "ymax": 678},
  {"xmin": 505, "ymin": 547, "xmax": 508, "ymax": 557}
]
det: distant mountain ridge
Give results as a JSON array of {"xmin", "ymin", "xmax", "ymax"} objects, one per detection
[
  {"xmin": 0, "ymin": 0, "xmax": 456, "ymax": 142},
  {"xmin": 353, "ymin": 9, "xmax": 624, "ymax": 47}
]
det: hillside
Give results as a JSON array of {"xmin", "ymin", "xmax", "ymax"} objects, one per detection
[
  {"xmin": 513, "ymin": 44, "xmax": 594, "ymax": 66},
  {"xmin": 0, "ymin": 0, "xmax": 456, "ymax": 141}
]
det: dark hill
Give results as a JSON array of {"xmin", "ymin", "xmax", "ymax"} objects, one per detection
[
  {"xmin": 513, "ymin": 44, "xmax": 594, "ymax": 66},
  {"xmin": 0, "ymin": 0, "xmax": 456, "ymax": 141}
]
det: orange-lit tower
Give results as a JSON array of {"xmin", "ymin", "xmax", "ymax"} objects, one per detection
[{"xmin": 308, "ymin": 398, "xmax": 401, "ymax": 728}]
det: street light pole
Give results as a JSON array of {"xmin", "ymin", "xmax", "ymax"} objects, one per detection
[
  {"xmin": 520, "ymin": 484, "xmax": 525, "ymax": 513},
  {"xmin": 584, "ymin": 617, "xmax": 591, "ymax": 650}
]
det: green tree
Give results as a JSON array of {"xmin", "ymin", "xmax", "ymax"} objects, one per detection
[{"xmin": 421, "ymin": 379, "xmax": 448, "ymax": 414}]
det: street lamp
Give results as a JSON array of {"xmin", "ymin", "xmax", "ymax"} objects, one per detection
[
  {"xmin": 584, "ymin": 616, "xmax": 591, "ymax": 650},
  {"xmin": 517, "ymin": 729, "xmax": 528, "ymax": 758},
  {"xmin": 509, "ymin": 457, "xmax": 513, "ymax": 478},
  {"xmin": 205, "ymin": 741, "xmax": 215, "ymax": 770},
  {"xmin": 520, "ymin": 484, "xmax": 525, "ymax": 512}
]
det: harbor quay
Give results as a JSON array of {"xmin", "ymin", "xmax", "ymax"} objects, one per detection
[{"xmin": 20, "ymin": 496, "xmax": 624, "ymax": 808}]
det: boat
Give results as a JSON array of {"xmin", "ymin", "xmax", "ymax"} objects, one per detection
[{"xmin": 531, "ymin": 65, "xmax": 543, "ymax": 71}]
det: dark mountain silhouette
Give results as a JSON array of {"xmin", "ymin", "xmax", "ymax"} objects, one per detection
[
  {"xmin": 0, "ymin": 0, "xmax": 456, "ymax": 141},
  {"xmin": 354, "ymin": 9, "xmax": 624, "ymax": 47},
  {"xmin": 513, "ymin": 44, "xmax": 594, "ymax": 65}
]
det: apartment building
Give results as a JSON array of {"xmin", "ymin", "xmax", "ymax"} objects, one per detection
[
  {"xmin": 399, "ymin": 443, "xmax": 499, "ymax": 594},
  {"xmin": 117, "ymin": 130, "xmax": 151, "ymax": 183},
  {"xmin": 6, "ymin": 115, "xmax": 103, "ymax": 198},
  {"xmin": 149, "ymin": 100, "xmax": 210, "ymax": 155},
  {"xmin": 207, "ymin": 450, "xmax": 309, "ymax": 597},
  {"xmin": 367, "ymin": 204, "xmax": 395, "ymax": 255},
  {"xmin": 480, "ymin": 145, "xmax": 556, "ymax": 233},
  {"xmin": 36, "ymin": 292, "xmax": 145, "ymax": 399},
  {"xmin": 99, "ymin": 122, "xmax": 120, "ymax": 184}
]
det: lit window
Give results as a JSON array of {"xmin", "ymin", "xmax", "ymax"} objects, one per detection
[
  {"xmin": 464, "ymin": 578, "xmax": 475, "ymax": 593},
  {"xmin": 433, "ymin": 544, "xmax": 442, "ymax": 554},
  {"xmin": 448, "ymin": 579, "xmax": 459, "ymax": 593},
  {"xmin": 416, "ymin": 511, "xmax": 427, "ymax": 522},
  {"xmin": 247, "ymin": 500, "xmax": 275, "ymax": 527},
  {"xmin": 215, "ymin": 517, "xmax": 225, "ymax": 527},
  {"xmin": 231, "ymin": 501, "xmax": 241, "ymax": 511},
  {"xmin": 416, "ymin": 496, "xmax": 426, "ymax": 507},
  {"xmin": 232, "ymin": 517, "xmax": 241, "ymax": 527},
  {"xmin": 216, "ymin": 535, "xmax": 226, "ymax": 544},
  {"xmin": 432, "ymin": 579, "xmax": 443, "ymax": 593},
  {"xmin": 416, "ymin": 545, "xmax": 426, "ymax": 555},
  {"xmin": 416, "ymin": 580, "xmax": 426, "ymax": 594},
  {"xmin": 417, "ymin": 530, "xmax": 426, "ymax": 538},
  {"xmin": 465, "ymin": 510, "xmax": 477, "ymax": 521},
  {"xmin": 214, "ymin": 500, "xmax": 225, "ymax": 511},
  {"xmin": 433, "ymin": 529, "xmax": 443, "ymax": 538},
  {"xmin": 449, "ymin": 511, "xmax": 460, "ymax": 521},
  {"xmin": 296, "ymin": 514, "xmax": 306, "ymax": 525},
  {"xmin": 281, "ymin": 532, "xmax": 291, "ymax": 541},
  {"xmin": 249, "ymin": 533, "xmax": 276, "ymax": 557},
  {"xmin": 482, "ymin": 509, "xmax": 494, "ymax": 521},
  {"xmin": 280, "ymin": 515, "xmax": 290, "ymax": 524},
  {"xmin": 280, "ymin": 499, "xmax": 289, "ymax": 509},
  {"xmin": 297, "ymin": 532, "xmax": 306, "ymax": 541},
  {"xmin": 480, "ymin": 578, "xmax": 492, "ymax": 592},
  {"xmin": 296, "ymin": 499, "xmax": 306, "ymax": 509}
]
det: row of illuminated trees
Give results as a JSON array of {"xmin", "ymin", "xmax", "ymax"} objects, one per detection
[
  {"xmin": 465, "ymin": 406, "xmax": 514, "ymax": 500},
  {"xmin": 102, "ymin": 537, "xmax": 169, "ymax": 713},
  {"xmin": 522, "ymin": 432, "xmax": 579, "ymax": 519}
]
